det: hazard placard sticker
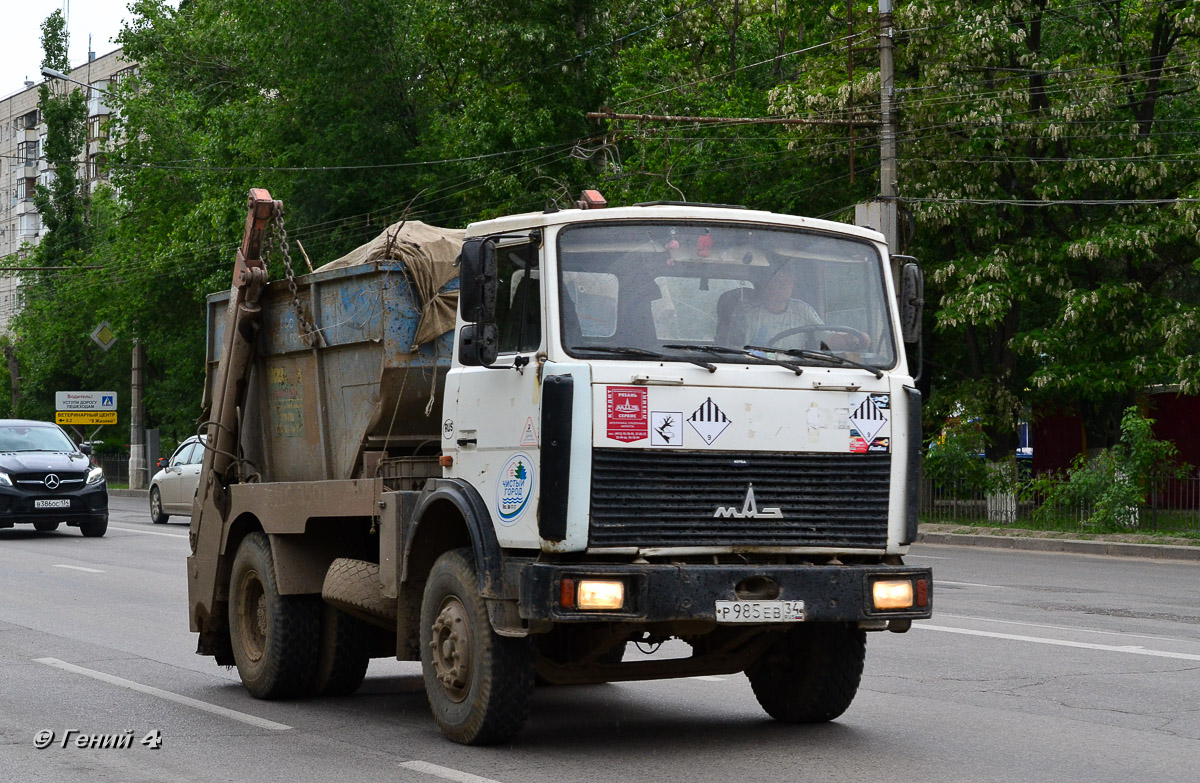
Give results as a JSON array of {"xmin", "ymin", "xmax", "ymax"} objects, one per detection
[
  {"xmin": 688, "ymin": 397, "xmax": 731, "ymax": 445},
  {"xmin": 849, "ymin": 394, "xmax": 889, "ymax": 453},
  {"xmin": 607, "ymin": 386, "xmax": 649, "ymax": 442},
  {"xmin": 520, "ymin": 417, "xmax": 539, "ymax": 446},
  {"xmin": 651, "ymin": 411, "xmax": 683, "ymax": 446}
]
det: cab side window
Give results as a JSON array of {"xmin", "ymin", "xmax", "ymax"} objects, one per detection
[{"xmin": 495, "ymin": 242, "xmax": 540, "ymax": 354}]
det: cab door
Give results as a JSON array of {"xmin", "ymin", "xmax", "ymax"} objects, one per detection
[{"xmin": 445, "ymin": 239, "xmax": 543, "ymax": 548}]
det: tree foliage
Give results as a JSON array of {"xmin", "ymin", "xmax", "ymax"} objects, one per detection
[{"xmin": 6, "ymin": 0, "xmax": 1199, "ymax": 450}]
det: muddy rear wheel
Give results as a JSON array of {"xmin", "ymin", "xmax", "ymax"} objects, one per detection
[
  {"xmin": 313, "ymin": 603, "xmax": 370, "ymax": 697},
  {"xmin": 228, "ymin": 532, "xmax": 319, "ymax": 699},
  {"xmin": 420, "ymin": 548, "xmax": 534, "ymax": 745}
]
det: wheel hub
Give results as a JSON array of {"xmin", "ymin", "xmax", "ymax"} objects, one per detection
[
  {"xmin": 429, "ymin": 597, "xmax": 472, "ymax": 702},
  {"xmin": 237, "ymin": 572, "xmax": 267, "ymax": 663}
]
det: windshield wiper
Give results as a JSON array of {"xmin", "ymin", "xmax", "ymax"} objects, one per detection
[
  {"xmin": 579, "ymin": 345, "xmax": 716, "ymax": 372},
  {"xmin": 746, "ymin": 345, "xmax": 884, "ymax": 379},
  {"xmin": 662, "ymin": 343, "xmax": 803, "ymax": 375}
]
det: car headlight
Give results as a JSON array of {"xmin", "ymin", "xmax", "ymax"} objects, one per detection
[
  {"xmin": 86, "ymin": 466, "xmax": 105, "ymax": 485},
  {"xmin": 0, "ymin": 472, "xmax": 11, "ymax": 487}
]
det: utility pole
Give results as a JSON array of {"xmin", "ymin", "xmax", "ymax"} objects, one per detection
[
  {"xmin": 879, "ymin": 0, "xmax": 897, "ymax": 228},
  {"xmin": 855, "ymin": 0, "xmax": 900, "ymax": 257},
  {"xmin": 129, "ymin": 339, "xmax": 146, "ymax": 489}
]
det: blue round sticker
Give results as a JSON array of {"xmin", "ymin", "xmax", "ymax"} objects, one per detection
[{"xmin": 495, "ymin": 453, "xmax": 535, "ymax": 524}]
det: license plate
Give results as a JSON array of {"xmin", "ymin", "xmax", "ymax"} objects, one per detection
[
  {"xmin": 34, "ymin": 499, "xmax": 71, "ymax": 509},
  {"xmin": 715, "ymin": 599, "xmax": 805, "ymax": 623}
]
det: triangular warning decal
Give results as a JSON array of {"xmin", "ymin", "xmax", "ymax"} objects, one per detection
[{"xmin": 520, "ymin": 417, "xmax": 539, "ymax": 446}]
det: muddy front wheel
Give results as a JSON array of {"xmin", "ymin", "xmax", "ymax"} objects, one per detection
[
  {"xmin": 227, "ymin": 532, "xmax": 319, "ymax": 699},
  {"xmin": 745, "ymin": 623, "xmax": 866, "ymax": 723},
  {"xmin": 420, "ymin": 548, "xmax": 534, "ymax": 745}
]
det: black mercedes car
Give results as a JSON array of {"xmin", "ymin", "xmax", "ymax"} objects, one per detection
[{"xmin": 0, "ymin": 419, "xmax": 108, "ymax": 537}]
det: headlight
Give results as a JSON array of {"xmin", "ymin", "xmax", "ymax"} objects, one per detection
[
  {"xmin": 0, "ymin": 472, "xmax": 11, "ymax": 487},
  {"xmin": 872, "ymin": 579, "xmax": 915, "ymax": 610},
  {"xmin": 86, "ymin": 466, "xmax": 105, "ymax": 485}
]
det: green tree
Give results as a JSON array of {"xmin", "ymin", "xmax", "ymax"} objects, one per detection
[
  {"xmin": 771, "ymin": 1, "xmax": 1200, "ymax": 450},
  {"xmin": 32, "ymin": 9, "xmax": 90, "ymax": 264},
  {"xmin": 899, "ymin": 0, "xmax": 1200, "ymax": 447},
  {"xmin": 8, "ymin": 10, "xmax": 110, "ymax": 424}
]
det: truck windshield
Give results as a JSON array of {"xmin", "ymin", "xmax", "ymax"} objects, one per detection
[{"xmin": 557, "ymin": 221, "xmax": 897, "ymax": 369}]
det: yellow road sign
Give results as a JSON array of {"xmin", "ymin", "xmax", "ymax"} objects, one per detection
[{"xmin": 55, "ymin": 411, "xmax": 118, "ymax": 426}]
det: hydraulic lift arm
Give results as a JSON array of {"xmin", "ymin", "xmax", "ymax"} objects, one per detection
[{"xmin": 187, "ymin": 188, "xmax": 279, "ymax": 647}]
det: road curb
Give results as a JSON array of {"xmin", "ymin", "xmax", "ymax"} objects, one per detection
[
  {"xmin": 109, "ymin": 489, "xmax": 148, "ymax": 499},
  {"xmin": 916, "ymin": 531, "xmax": 1200, "ymax": 562}
]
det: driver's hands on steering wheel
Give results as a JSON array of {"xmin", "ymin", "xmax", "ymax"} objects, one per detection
[{"xmin": 823, "ymin": 329, "xmax": 870, "ymax": 352}]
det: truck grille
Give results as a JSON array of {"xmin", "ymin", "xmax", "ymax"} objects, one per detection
[{"xmin": 589, "ymin": 449, "xmax": 891, "ymax": 549}]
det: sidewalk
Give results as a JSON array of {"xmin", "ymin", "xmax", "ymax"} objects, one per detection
[
  {"xmin": 917, "ymin": 523, "xmax": 1200, "ymax": 562},
  {"xmin": 110, "ymin": 488, "xmax": 1200, "ymax": 562}
]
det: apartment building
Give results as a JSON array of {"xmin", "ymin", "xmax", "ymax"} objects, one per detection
[{"xmin": 0, "ymin": 47, "xmax": 130, "ymax": 333}]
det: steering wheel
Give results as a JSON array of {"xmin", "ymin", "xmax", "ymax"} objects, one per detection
[{"xmin": 766, "ymin": 324, "xmax": 865, "ymax": 348}]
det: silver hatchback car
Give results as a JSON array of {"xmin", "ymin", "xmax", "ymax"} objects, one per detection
[{"xmin": 149, "ymin": 435, "xmax": 206, "ymax": 523}]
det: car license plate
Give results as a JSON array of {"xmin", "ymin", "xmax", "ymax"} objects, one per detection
[
  {"xmin": 34, "ymin": 499, "xmax": 71, "ymax": 509},
  {"xmin": 715, "ymin": 600, "xmax": 805, "ymax": 623}
]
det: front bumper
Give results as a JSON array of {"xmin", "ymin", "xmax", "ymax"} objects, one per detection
[
  {"xmin": 0, "ymin": 483, "xmax": 109, "ymax": 527},
  {"xmin": 518, "ymin": 561, "xmax": 932, "ymax": 624}
]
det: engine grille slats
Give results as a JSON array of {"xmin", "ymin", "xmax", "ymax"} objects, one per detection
[{"xmin": 588, "ymin": 449, "xmax": 890, "ymax": 548}]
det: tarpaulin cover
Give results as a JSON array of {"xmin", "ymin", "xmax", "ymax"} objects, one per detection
[{"xmin": 318, "ymin": 220, "xmax": 463, "ymax": 347}]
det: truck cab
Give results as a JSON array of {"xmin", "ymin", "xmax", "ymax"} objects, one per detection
[{"xmin": 447, "ymin": 200, "xmax": 918, "ymax": 557}]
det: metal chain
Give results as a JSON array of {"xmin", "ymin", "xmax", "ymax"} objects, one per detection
[{"xmin": 273, "ymin": 209, "xmax": 323, "ymax": 347}]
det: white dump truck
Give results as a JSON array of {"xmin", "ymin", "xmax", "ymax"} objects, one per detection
[{"xmin": 188, "ymin": 188, "xmax": 931, "ymax": 744}]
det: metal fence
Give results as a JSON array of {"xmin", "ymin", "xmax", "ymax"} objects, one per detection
[
  {"xmin": 96, "ymin": 454, "xmax": 130, "ymax": 486},
  {"xmin": 919, "ymin": 471, "xmax": 1200, "ymax": 532}
]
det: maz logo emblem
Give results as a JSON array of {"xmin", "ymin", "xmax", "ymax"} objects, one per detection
[{"xmin": 713, "ymin": 483, "xmax": 782, "ymax": 519}]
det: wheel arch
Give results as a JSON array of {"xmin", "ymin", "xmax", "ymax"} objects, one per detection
[{"xmin": 404, "ymin": 479, "xmax": 503, "ymax": 598}]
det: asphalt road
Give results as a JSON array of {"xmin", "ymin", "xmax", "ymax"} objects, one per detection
[{"xmin": 1, "ymin": 497, "xmax": 1198, "ymax": 782}]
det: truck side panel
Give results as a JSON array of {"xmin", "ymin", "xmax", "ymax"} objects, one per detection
[{"xmin": 204, "ymin": 262, "xmax": 455, "ymax": 483}]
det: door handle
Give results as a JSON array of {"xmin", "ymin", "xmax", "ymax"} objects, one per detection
[{"xmin": 456, "ymin": 438, "xmax": 478, "ymax": 447}]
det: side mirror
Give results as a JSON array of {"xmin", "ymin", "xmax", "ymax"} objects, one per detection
[
  {"xmin": 459, "ymin": 237, "xmax": 498, "ymax": 323},
  {"xmin": 79, "ymin": 443, "xmax": 93, "ymax": 456},
  {"xmin": 900, "ymin": 262, "xmax": 924, "ymax": 344},
  {"xmin": 458, "ymin": 323, "xmax": 499, "ymax": 367}
]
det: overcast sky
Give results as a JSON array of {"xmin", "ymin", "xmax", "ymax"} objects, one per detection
[{"xmin": 0, "ymin": 1, "xmax": 155, "ymax": 98}]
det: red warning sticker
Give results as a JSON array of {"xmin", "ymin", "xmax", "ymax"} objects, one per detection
[{"xmin": 606, "ymin": 386, "xmax": 649, "ymax": 442}]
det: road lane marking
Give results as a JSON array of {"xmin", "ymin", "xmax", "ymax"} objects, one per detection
[
  {"xmin": 400, "ymin": 760, "xmax": 505, "ymax": 783},
  {"xmin": 936, "ymin": 580, "xmax": 999, "ymax": 588},
  {"xmin": 53, "ymin": 564, "xmax": 104, "ymax": 573},
  {"xmin": 939, "ymin": 613, "xmax": 1196, "ymax": 645},
  {"xmin": 109, "ymin": 525, "xmax": 189, "ymax": 539},
  {"xmin": 35, "ymin": 658, "xmax": 292, "ymax": 731},
  {"xmin": 916, "ymin": 624, "xmax": 1200, "ymax": 661},
  {"xmin": 906, "ymin": 554, "xmax": 950, "ymax": 560},
  {"xmin": 688, "ymin": 675, "xmax": 727, "ymax": 682}
]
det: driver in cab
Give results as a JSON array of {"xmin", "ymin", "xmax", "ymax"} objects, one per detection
[{"xmin": 725, "ymin": 262, "xmax": 868, "ymax": 352}]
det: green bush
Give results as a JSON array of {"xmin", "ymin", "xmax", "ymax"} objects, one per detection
[
  {"xmin": 1026, "ymin": 407, "xmax": 1188, "ymax": 528},
  {"xmin": 925, "ymin": 418, "xmax": 994, "ymax": 499}
]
